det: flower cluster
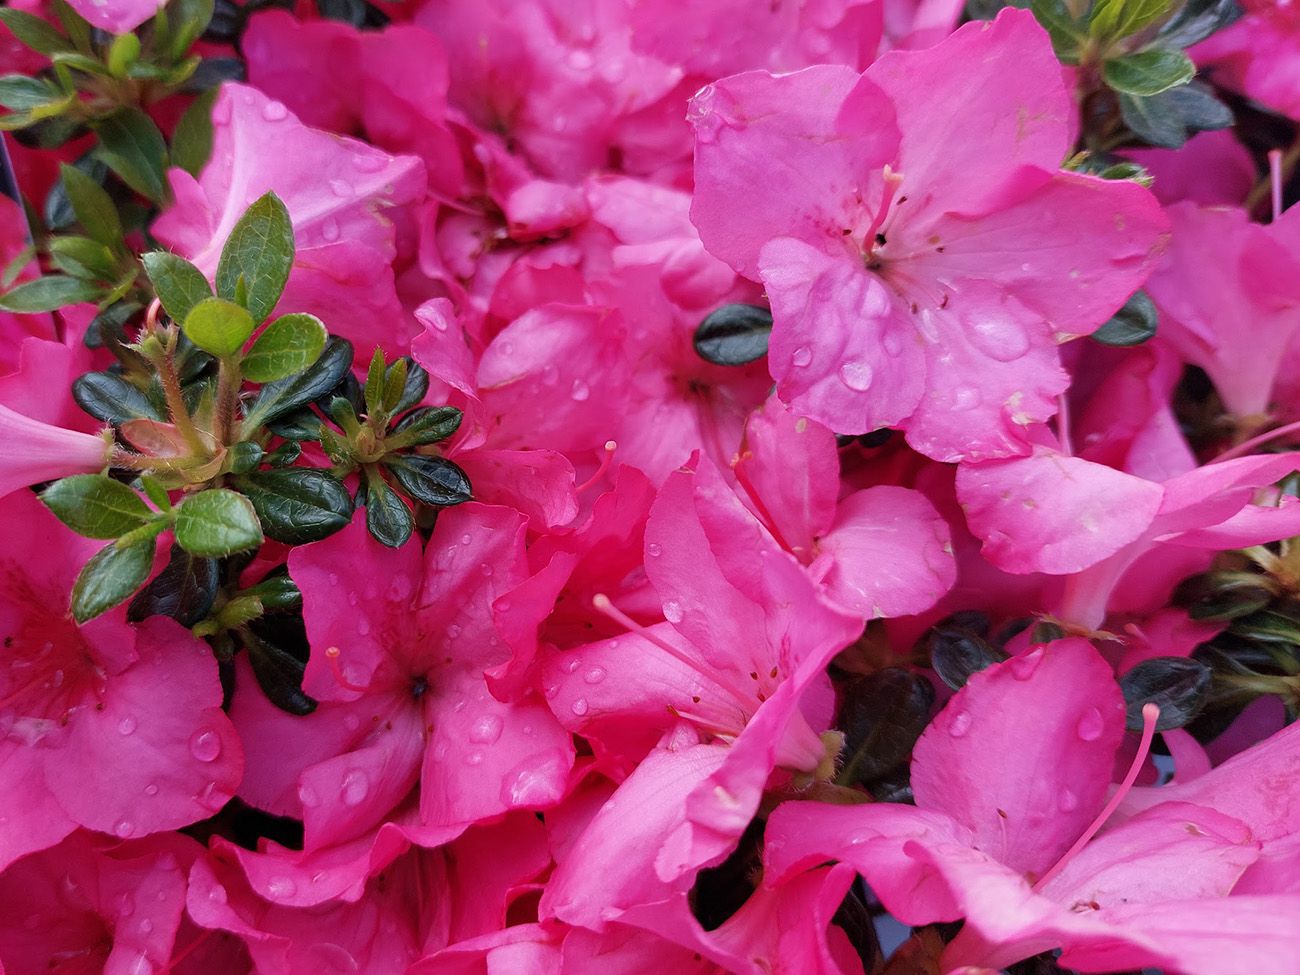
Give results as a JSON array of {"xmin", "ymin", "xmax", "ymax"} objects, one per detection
[{"xmin": 2, "ymin": 0, "xmax": 1300, "ymax": 972}]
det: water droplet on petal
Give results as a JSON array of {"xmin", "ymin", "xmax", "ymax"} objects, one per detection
[
  {"xmin": 261, "ymin": 100, "xmax": 288, "ymax": 121},
  {"xmin": 341, "ymin": 769, "xmax": 369, "ymax": 806},
  {"xmin": 144, "ymin": 782, "xmax": 159, "ymax": 797},
  {"xmin": 117, "ymin": 717, "xmax": 137, "ymax": 736},
  {"xmin": 329, "ymin": 179, "xmax": 353, "ymax": 197},
  {"xmin": 298, "ymin": 784, "xmax": 320, "ymax": 808},
  {"xmin": 266, "ymin": 876, "xmax": 297, "ymax": 899},
  {"xmin": 948, "ymin": 710, "xmax": 972, "ymax": 738},
  {"xmin": 480, "ymin": 563, "xmax": 493, "ymax": 577},
  {"xmin": 952, "ymin": 386, "xmax": 981, "ymax": 411},
  {"xmin": 883, "ymin": 333, "xmax": 904, "ymax": 356},
  {"xmin": 839, "ymin": 361, "xmax": 874, "ymax": 392},
  {"xmin": 584, "ymin": 667, "xmax": 606, "ymax": 685},
  {"xmin": 1076, "ymin": 707, "xmax": 1105, "ymax": 742},
  {"xmin": 353, "ymin": 153, "xmax": 385, "ymax": 173},
  {"xmin": 1010, "ymin": 651, "xmax": 1043, "ymax": 681},
  {"xmin": 791, "ymin": 345, "xmax": 813, "ymax": 367},
  {"xmin": 570, "ymin": 379, "xmax": 590, "ymax": 402},
  {"xmin": 567, "ymin": 49, "xmax": 595, "ymax": 70},
  {"xmin": 969, "ymin": 316, "xmax": 1030, "ymax": 363},
  {"xmin": 189, "ymin": 730, "xmax": 221, "ymax": 763},
  {"xmin": 460, "ymin": 533, "xmax": 473, "ymax": 545},
  {"xmin": 571, "ymin": 698, "xmax": 589, "ymax": 717},
  {"xmin": 447, "ymin": 623, "xmax": 462, "ymax": 639},
  {"xmin": 114, "ymin": 819, "xmax": 135, "ymax": 838},
  {"xmin": 139, "ymin": 918, "xmax": 154, "ymax": 935},
  {"xmin": 1058, "ymin": 788, "xmax": 1079, "ymax": 812},
  {"xmin": 115, "ymin": 892, "xmax": 135, "ymax": 916},
  {"xmin": 469, "ymin": 714, "xmax": 503, "ymax": 744},
  {"xmin": 208, "ymin": 884, "xmax": 228, "ymax": 904},
  {"xmin": 465, "ymin": 750, "xmax": 485, "ymax": 765},
  {"xmin": 662, "ymin": 600, "xmax": 684, "ymax": 624},
  {"xmin": 211, "ymin": 97, "xmax": 232, "ymax": 125},
  {"xmin": 322, "ymin": 218, "xmax": 341, "ymax": 242},
  {"xmin": 357, "ymin": 619, "xmax": 371, "ymax": 636},
  {"xmin": 647, "ymin": 542, "xmax": 662, "ymax": 557}
]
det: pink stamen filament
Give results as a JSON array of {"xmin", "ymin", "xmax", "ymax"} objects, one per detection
[
  {"xmin": 1032, "ymin": 702, "xmax": 1160, "ymax": 892},
  {"xmin": 730, "ymin": 453, "xmax": 800, "ymax": 556},
  {"xmin": 1271, "ymin": 148, "xmax": 1284, "ymax": 223},
  {"xmin": 1213, "ymin": 416, "xmax": 1300, "ymax": 463},
  {"xmin": 863, "ymin": 165, "xmax": 904, "ymax": 254},
  {"xmin": 323, "ymin": 646, "xmax": 372, "ymax": 694},
  {"xmin": 576, "ymin": 440, "xmax": 618, "ymax": 493}
]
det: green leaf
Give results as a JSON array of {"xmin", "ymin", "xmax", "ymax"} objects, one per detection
[
  {"xmin": 49, "ymin": 0, "xmax": 91, "ymax": 54},
  {"xmin": 126, "ymin": 542, "xmax": 217, "ymax": 626},
  {"xmin": 383, "ymin": 454, "xmax": 472, "ymax": 507},
  {"xmin": 169, "ymin": 86, "xmax": 217, "ymax": 178},
  {"xmin": 836, "ymin": 668, "xmax": 935, "ymax": 786},
  {"xmin": 242, "ymin": 335, "xmax": 354, "ymax": 428},
  {"xmin": 47, "ymin": 236, "xmax": 118, "ymax": 281},
  {"xmin": 174, "ymin": 488, "xmax": 264, "ymax": 556},
  {"xmin": 1119, "ymin": 81, "xmax": 1233, "ymax": 148},
  {"xmin": 389, "ymin": 405, "xmax": 462, "ymax": 447},
  {"xmin": 693, "ymin": 304, "xmax": 772, "ymax": 366},
  {"xmin": 71, "ymin": 537, "xmax": 155, "ymax": 622},
  {"xmin": 0, "ymin": 9, "xmax": 71, "ymax": 56},
  {"xmin": 1093, "ymin": 290, "xmax": 1158, "ymax": 346},
  {"xmin": 48, "ymin": 51, "xmax": 109, "ymax": 76},
  {"xmin": 364, "ymin": 474, "xmax": 413, "ymax": 548},
  {"xmin": 182, "ymin": 296, "xmax": 255, "ymax": 357},
  {"xmin": 72, "ymin": 371, "xmax": 163, "ymax": 422},
  {"xmin": 364, "ymin": 347, "xmax": 385, "ymax": 416},
  {"xmin": 381, "ymin": 357, "xmax": 407, "ymax": 413},
  {"xmin": 1089, "ymin": 0, "xmax": 1175, "ymax": 39},
  {"xmin": 168, "ymin": 0, "xmax": 214, "ymax": 57},
  {"xmin": 59, "ymin": 164, "xmax": 123, "ymax": 249},
  {"xmin": 0, "ymin": 275, "xmax": 102, "ymax": 312},
  {"xmin": 387, "ymin": 358, "xmax": 428, "ymax": 415},
  {"xmin": 1030, "ymin": 0, "xmax": 1087, "ymax": 62},
  {"xmin": 141, "ymin": 251, "xmax": 212, "ymax": 324},
  {"xmin": 1119, "ymin": 657, "xmax": 1211, "ymax": 731},
  {"xmin": 242, "ymin": 313, "xmax": 327, "ymax": 383},
  {"xmin": 234, "ymin": 468, "xmax": 354, "ymax": 544},
  {"xmin": 243, "ymin": 628, "xmax": 317, "ymax": 715},
  {"xmin": 92, "ymin": 107, "xmax": 168, "ymax": 202},
  {"xmin": 0, "ymin": 75, "xmax": 64, "ymax": 111},
  {"xmin": 1156, "ymin": 0, "xmax": 1242, "ymax": 48},
  {"xmin": 41, "ymin": 475, "xmax": 152, "ymax": 539},
  {"xmin": 1102, "ymin": 49, "xmax": 1195, "ymax": 96},
  {"xmin": 215, "ymin": 191, "xmax": 294, "ymax": 324},
  {"xmin": 106, "ymin": 32, "xmax": 140, "ymax": 77}
]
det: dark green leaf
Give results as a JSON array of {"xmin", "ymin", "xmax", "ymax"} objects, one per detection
[
  {"xmin": 174, "ymin": 488, "xmax": 263, "ymax": 556},
  {"xmin": 1092, "ymin": 290, "xmax": 1158, "ymax": 346},
  {"xmin": 234, "ymin": 468, "xmax": 354, "ymax": 544},
  {"xmin": 1173, "ymin": 570, "xmax": 1275, "ymax": 621},
  {"xmin": 1119, "ymin": 81, "xmax": 1233, "ymax": 148},
  {"xmin": 316, "ymin": 0, "xmax": 369, "ymax": 25},
  {"xmin": 837, "ymin": 668, "xmax": 935, "ymax": 785},
  {"xmin": 49, "ymin": 0, "xmax": 91, "ymax": 53},
  {"xmin": 1156, "ymin": 0, "xmax": 1242, "ymax": 48},
  {"xmin": 242, "ymin": 312, "xmax": 327, "ymax": 383},
  {"xmin": 73, "ymin": 370, "xmax": 162, "ymax": 422},
  {"xmin": 244, "ymin": 629, "xmax": 317, "ymax": 715},
  {"xmin": 243, "ymin": 336, "xmax": 354, "ymax": 427},
  {"xmin": 363, "ymin": 346, "xmax": 385, "ymax": 417},
  {"xmin": 1228, "ymin": 609, "xmax": 1300, "ymax": 645},
  {"xmin": 47, "ymin": 236, "xmax": 118, "ymax": 281},
  {"xmin": 1102, "ymin": 49, "xmax": 1195, "ymax": 96},
  {"xmin": 693, "ymin": 303, "xmax": 772, "ymax": 366},
  {"xmin": 142, "ymin": 252, "xmax": 212, "ymax": 324},
  {"xmin": 242, "ymin": 574, "xmax": 301, "ymax": 611},
  {"xmin": 381, "ymin": 356, "xmax": 407, "ymax": 413},
  {"xmin": 71, "ymin": 537, "xmax": 155, "ymax": 622},
  {"xmin": 266, "ymin": 410, "xmax": 322, "ymax": 442},
  {"xmin": 1031, "ymin": 0, "xmax": 1087, "ymax": 61},
  {"xmin": 168, "ymin": 0, "xmax": 215, "ymax": 57},
  {"xmin": 183, "ymin": 296, "xmax": 254, "ymax": 357},
  {"xmin": 0, "ymin": 9, "xmax": 71, "ymax": 56},
  {"xmin": 92, "ymin": 107, "xmax": 168, "ymax": 202},
  {"xmin": 925, "ymin": 615, "xmax": 1006, "ymax": 690},
  {"xmin": 215, "ymin": 191, "xmax": 293, "ymax": 324},
  {"xmin": 387, "ymin": 358, "xmax": 428, "ymax": 415},
  {"xmin": 383, "ymin": 454, "xmax": 472, "ymax": 507},
  {"xmin": 41, "ymin": 474, "xmax": 150, "ymax": 538},
  {"xmin": 0, "ymin": 75, "xmax": 64, "ymax": 111},
  {"xmin": 390, "ymin": 405, "xmax": 461, "ymax": 447},
  {"xmin": 0, "ymin": 275, "xmax": 102, "ymax": 311},
  {"xmin": 226, "ymin": 441, "xmax": 264, "ymax": 474},
  {"xmin": 106, "ymin": 32, "xmax": 140, "ymax": 77},
  {"xmin": 170, "ymin": 86, "xmax": 218, "ymax": 178},
  {"xmin": 264, "ymin": 440, "xmax": 303, "ymax": 466},
  {"xmin": 127, "ymin": 543, "xmax": 218, "ymax": 626},
  {"xmin": 1119, "ymin": 657, "xmax": 1212, "ymax": 731},
  {"xmin": 364, "ymin": 474, "xmax": 413, "ymax": 548},
  {"xmin": 177, "ymin": 56, "xmax": 244, "ymax": 94},
  {"xmin": 59, "ymin": 163, "xmax": 123, "ymax": 249}
]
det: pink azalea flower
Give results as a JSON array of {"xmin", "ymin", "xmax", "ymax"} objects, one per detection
[
  {"xmin": 0, "ymin": 490, "xmax": 243, "ymax": 869},
  {"xmin": 62, "ymin": 0, "xmax": 165, "ymax": 35},
  {"xmin": 1123, "ymin": 130, "xmax": 1256, "ymax": 207},
  {"xmin": 764, "ymin": 639, "xmax": 1300, "ymax": 973},
  {"xmin": 538, "ymin": 457, "xmax": 861, "ymax": 926},
  {"xmin": 957, "ymin": 448, "xmax": 1300, "ymax": 627},
  {"xmin": 1145, "ymin": 202, "xmax": 1300, "ymax": 421},
  {"xmin": 689, "ymin": 9, "xmax": 1168, "ymax": 461},
  {"xmin": 232, "ymin": 505, "xmax": 573, "ymax": 893},
  {"xmin": 152, "ymin": 83, "xmax": 426, "ymax": 355},
  {"xmin": 0, "ymin": 830, "xmax": 201, "ymax": 975},
  {"xmin": 733, "ymin": 397, "xmax": 956, "ymax": 618},
  {"xmin": 1195, "ymin": 1, "xmax": 1300, "ymax": 121}
]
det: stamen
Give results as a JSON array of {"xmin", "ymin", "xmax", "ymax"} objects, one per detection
[
  {"xmin": 323, "ymin": 646, "xmax": 371, "ymax": 694},
  {"xmin": 731, "ymin": 453, "xmax": 798, "ymax": 555},
  {"xmin": 1270, "ymin": 148, "xmax": 1284, "ymax": 223},
  {"xmin": 1033, "ymin": 703, "xmax": 1159, "ymax": 892},
  {"xmin": 591, "ymin": 594, "xmax": 704, "ymax": 674},
  {"xmin": 576, "ymin": 440, "xmax": 618, "ymax": 493},
  {"xmin": 863, "ymin": 165, "xmax": 904, "ymax": 254}
]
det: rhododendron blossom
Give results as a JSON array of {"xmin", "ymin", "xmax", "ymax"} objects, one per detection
[{"xmin": 3, "ymin": 0, "xmax": 1300, "ymax": 971}]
